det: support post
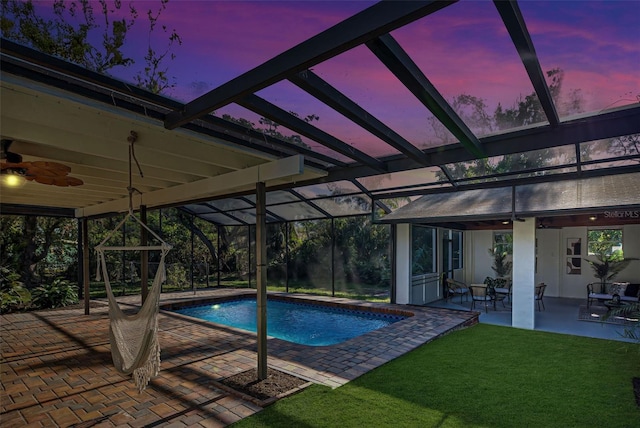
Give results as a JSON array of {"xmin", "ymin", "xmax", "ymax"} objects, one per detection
[
  {"xmin": 217, "ymin": 225, "xmax": 221, "ymax": 287},
  {"xmin": 82, "ymin": 218, "xmax": 90, "ymax": 315},
  {"xmin": 512, "ymin": 218, "xmax": 536, "ymax": 329},
  {"xmin": 191, "ymin": 215, "xmax": 195, "ymax": 294},
  {"xmin": 256, "ymin": 182, "xmax": 268, "ymax": 380},
  {"xmin": 77, "ymin": 218, "xmax": 83, "ymax": 300},
  {"xmin": 285, "ymin": 223, "xmax": 289, "ymax": 293},
  {"xmin": 122, "ymin": 219, "xmax": 126, "ymax": 295},
  {"xmin": 140, "ymin": 205, "xmax": 148, "ymax": 304},
  {"xmin": 395, "ymin": 224, "xmax": 411, "ymax": 304},
  {"xmin": 331, "ymin": 218, "xmax": 335, "ymax": 297},
  {"xmin": 159, "ymin": 209, "xmax": 163, "ymax": 293},
  {"xmin": 248, "ymin": 225, "xmax": 252, "ymax": 288},
  {"xmin": 390, "ymin": 224, "xmax": 397, "ymax": 304}
]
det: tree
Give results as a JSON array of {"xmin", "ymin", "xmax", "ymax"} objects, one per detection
[
  {"xmin": 0, "ymin": 0, "xmax": 181, "ymax": 289},
  {"xmin": 0, "ymin": 216, "xmax": 76, "ymax": 288},
  {"xmin": 434, "ymin": 68, "xmax": 585, "ymax": 182},
  {"xmin": 1, "ymin": 0, "xmax": 181, "ymax": 93},
  {"xmin": 222, "ymin": 112, "xmax": 319, "ymax": 148}
]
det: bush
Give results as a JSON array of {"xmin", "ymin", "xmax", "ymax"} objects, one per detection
[
  {"xmin": 0, "ymin": 266, "xmax": 31, "ymax": 314},
  {"xmin": 166, "ymin": 264, "xmax": 189, "ymax": 288},
  {"xmin": 32, "ymin": 278, "xmax": 78, "ymax": 309}
]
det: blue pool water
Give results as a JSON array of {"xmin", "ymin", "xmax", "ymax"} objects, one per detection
[{"xmin": 172, "ymin": 298, "xmax": 405, "ymax": 346}]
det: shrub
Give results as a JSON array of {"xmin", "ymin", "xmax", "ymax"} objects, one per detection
[
  {"xmin": 32, "ymin": 278, "xmax": 78, "ymax": 309},
  {"xmin": 166, "ymin": 264, "xmax": 189, "ymax": 288},
  {"xmin": 0, "ymin": 266, "xmax": 31, "ymax": 313}
]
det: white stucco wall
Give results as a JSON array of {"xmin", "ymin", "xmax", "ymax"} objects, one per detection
[
  {"xmin": 535, "ymin": 228, "xmax": 561, "ymax": 296},
  {"xmin": 395, "ymin": 223, "xmax": 411, "ymax": 304},
  {"xmin": 464, "ymin": 229, "xmax": 497, "ymax": 283},
  {"xmin": 621, "ymin": 224, "xmax": 640, "ymax": 281},
  {"xmin": 467, "ymin": 222, "xmax": 640, "ymax": 300}
]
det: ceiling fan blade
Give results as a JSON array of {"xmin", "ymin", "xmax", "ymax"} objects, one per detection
[
  {"xmin": 64, "ymin": 176, "xmax": 84, "ymax": 186},
  {"xmin": 30, "ymin": 161, "xmax": 72, "ymax": 173},
  {"xmin": 25, "ymin": 165, "xmax": 60, "ymax": 177},
  {"xmin": 47, "ymin": 176, "xmax": 84, "ymax": 186},
  {"xmin": 34, "ymin": 175, "xmax": 56, "ymax": 185},
  {"xmin": 1, "ymin": 161, "xmax": 29, "ymax": 171},
  {"xmin": 51, "ymin": 176, "xmax": 69, "ymax": 186}
]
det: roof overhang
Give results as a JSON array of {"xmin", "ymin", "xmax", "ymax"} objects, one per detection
[
  {"xmin": 378, "ymin": 172, "xmax": 640, "ymax": 224},
  {"xmin": 0, "ymin": 74, "xmax": 325, "ymax": 217}
]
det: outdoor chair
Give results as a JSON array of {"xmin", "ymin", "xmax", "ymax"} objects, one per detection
[
  {"xmin": 486, "ymin": 277, "xmax": 512, "ymax": 304},
  {"xmin": 535, "ymin": 283, "xmax": 547, "ymax": 311},
  {"xmin": 494, "ymin": 278, "xmax": 512, "ymax": 305},
  {"xmin": 446, "ymin": 278, "xmax": 470, "ymax": 304},
  {"xmin": 469, "ymin": 284, "xmax": 493, "ymax": 313}
]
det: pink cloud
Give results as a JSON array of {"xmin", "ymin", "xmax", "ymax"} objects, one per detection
[{"xmin": 24, "ymin": 0, "xmax": 639, "ymax": 151}]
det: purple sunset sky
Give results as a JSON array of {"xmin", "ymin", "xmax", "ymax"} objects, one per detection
[{"xmin": 31, "ymin": 0, "xmax": 640, "ymax": 158}]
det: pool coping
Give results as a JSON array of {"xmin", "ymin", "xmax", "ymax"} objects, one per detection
[{"xmin": 155, "ymin": 289, "xmax": 480, "ymax": 389}]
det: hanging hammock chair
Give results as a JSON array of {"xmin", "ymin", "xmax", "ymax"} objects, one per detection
[{"xmin": 95, "ymin": 211, "xmax": 171, "ymax": 391}]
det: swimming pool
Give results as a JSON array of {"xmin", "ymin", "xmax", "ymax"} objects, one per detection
[{"xmin": 170, "ymin": 296, "xmax": 407, "ymax": 346}]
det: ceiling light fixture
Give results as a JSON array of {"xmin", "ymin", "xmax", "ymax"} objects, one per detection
[
  {"xmin": 502, "ymin": 220, "xmax": 510, "ymax": 225},
  {"xmin": 589, "ymin": 215, "xmax": 597, "ymax": 221},
  {"xmin": 1, "ymin": 168, "xmax": 26, "ymax": 187}
]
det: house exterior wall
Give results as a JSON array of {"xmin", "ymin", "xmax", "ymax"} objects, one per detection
[
  {"xmin": 395, "ymin": 223, "xmax": 411, "ymax": 304},
  {"xmin": 466, "ymin": 223, "xmax": 640, "ymax": 299}
]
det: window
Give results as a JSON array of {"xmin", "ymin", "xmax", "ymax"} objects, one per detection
[
  {"xmin": 412, "ymin": 225, "xmax": 436, "ymax": 275},
  {"xmin": 588, "ymin": 229, "xmax": 623, "ymax": 257},
  {"xmin": 452, "ymin": 230, "xmax": 463, "ymax": 269},
  {"xmin": 493, "ymin": 232, "xmax": 513, "ymax": 255}
]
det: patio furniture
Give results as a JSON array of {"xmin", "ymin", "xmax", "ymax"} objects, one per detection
[
  {"xmin": 603, "ymin": 294, "xmax": 626, "ymax": 313},
  {"xmin": 586, "ymin": 282, "xmax": 640, "ymax": 308},
  {"xmin": 469, "ymin": 284, "xmax": 493, "ymax": 313},
  {"xmin": 486, "ymin": 277, "xmax": 512, "ymax": 304},
  {"xmin": 446, "ymin": 278, "xmax": 470, "ymax": 304},
  {"xmin": 535, "ymin": 283, "xmax": 547, "ymax": 311},
  {"xmin": 96, "ymin": 211, "xmax": 172, "ymax": 392}
]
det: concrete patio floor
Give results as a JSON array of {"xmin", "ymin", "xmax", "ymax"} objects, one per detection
[
  {"xmin": 427, "ymin": 295, "xmax": 638, "ymax": 342},
  {"xmin": 0, "ymin": 289, "xmax": 477, "ymax": 427}
]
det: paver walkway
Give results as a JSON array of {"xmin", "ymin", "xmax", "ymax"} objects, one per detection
[{"xmin": 1, "ymin": 289, "xmax": 478, "ymax": 427}]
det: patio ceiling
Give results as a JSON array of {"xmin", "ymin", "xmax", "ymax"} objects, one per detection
[{"xmin": 1, "ymin": 0, "xmax": 639, "ymax": 222}]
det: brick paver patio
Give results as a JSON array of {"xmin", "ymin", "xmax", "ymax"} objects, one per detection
[{"xmin": 1, "ymin": 289, "xmax": 478, "ymax": 427}]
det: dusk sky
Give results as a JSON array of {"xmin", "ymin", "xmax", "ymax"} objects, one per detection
[{"xmin": 29, "ymin": 0, "xmax": 640, "ymax": 159}]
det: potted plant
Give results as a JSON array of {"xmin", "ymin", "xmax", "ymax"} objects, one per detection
[
  {"xmin": 584, "ymin": 250, "xmax": 634, "ymax": 294},
  {"xmin": 488, "ymin": 248, "xmax": 512, "ymax": 279}
]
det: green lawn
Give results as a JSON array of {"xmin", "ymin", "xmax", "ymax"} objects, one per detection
[
  {"xmin": 232, "ymin": 324, "xmax": 640, "ymax": 428},
  {"xmin": 87, "ymin": 278, "xmax": 390, "ymax": 302}
]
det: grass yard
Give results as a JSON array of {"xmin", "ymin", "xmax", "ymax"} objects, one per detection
[
  {"xmin": 232, "ymin": 324, "xmax": 640, "ymax": 428},
  {"xmin": 88, "ymin": 279, "xmax": 390, "ymax": 302}
]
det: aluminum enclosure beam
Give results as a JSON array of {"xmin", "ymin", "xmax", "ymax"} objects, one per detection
[
  {"xmin": 324, "ymin": 105, "xmax": 640, "ymax": 183},
  {"xmin": 494, "ymin": 0, "xmax": 559, "ymax": 127},
  {"xmin": 236, "ymin": 94, "xmax": 387, "ymax": 172},
  {"xmin": 289, "ymin": 70, "xmax": 432, "ymax": 166},
  {"xmin": 367, "ymin": 34, "xmax": 484, "ymax": 158},
  {"xmin": 164, "ymin": 1, "xmax": 456, "ymax": 129}
]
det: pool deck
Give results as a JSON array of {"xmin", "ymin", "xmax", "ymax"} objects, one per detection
[{"xmin": 0, "ymin": 289, "xmax": 477, "ymax": 427}]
